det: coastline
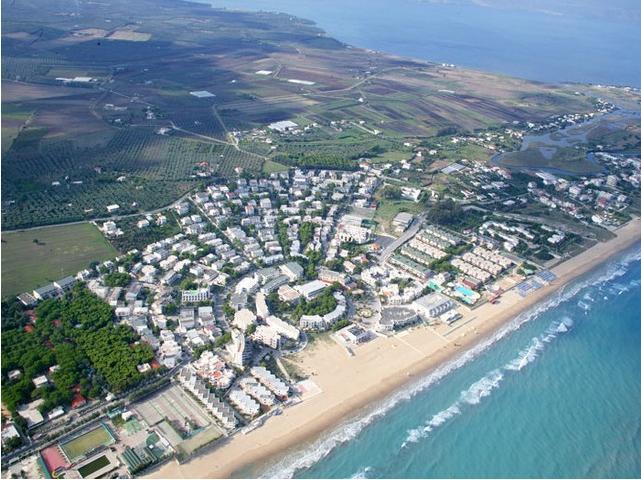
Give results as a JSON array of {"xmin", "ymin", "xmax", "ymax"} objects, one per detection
[{"xmin": 146, "ymin": 217, "xmax": 641, "ymax": 479}]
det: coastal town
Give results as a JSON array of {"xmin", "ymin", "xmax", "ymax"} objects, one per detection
[
  {"xmin": 3, "ymin": 96, "xmax": 641, "ymax": 478},
  {"xmin": 3, "ymin": 0, "xmax": 641, "ymax": 477}
]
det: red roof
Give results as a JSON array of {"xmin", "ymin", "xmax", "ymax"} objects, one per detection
[
  {"xmin": 24, "ymin": 324, "xmax": 35, "ymax": 333},
  {"xmin": 150, "ymin": 359, "xmax": 161, "ymax": 370},
  {"xmin": 71, "ymin": 394, "xmax": 87, "ymax": 409},
  {"xmin": 40, "ymin": 445, "xmax": 70, "ymax": 473}
]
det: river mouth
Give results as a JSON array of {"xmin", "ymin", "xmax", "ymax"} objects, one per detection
[{"xmin": 492, "ymin": 110, "xmax": 641, "ymax": 176}]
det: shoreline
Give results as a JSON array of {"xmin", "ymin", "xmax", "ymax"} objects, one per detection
[{"xmin": 146, "ymin": 217, "xmax": 641, "ymax": 479}]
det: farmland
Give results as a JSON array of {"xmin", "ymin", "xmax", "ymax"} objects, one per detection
[
  {"xmin": 1, "ymin": 0, "xmax": 597, "ymax": 230},
  {"xmin": 1, "ymin": 223, "xmax": 117, "ymax": 298}
]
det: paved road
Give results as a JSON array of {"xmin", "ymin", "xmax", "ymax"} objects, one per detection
[
  {"xmin": 3, "ymin": 360, "xmax": 188, "ymax": 467},
  {"xmin": 380, "ymin": 213, "xmax": 426, "ymax": 262}
]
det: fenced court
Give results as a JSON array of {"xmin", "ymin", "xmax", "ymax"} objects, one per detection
[
  {"xmin": 134, "ymin": 384, "xmax": 213, "ymax": 429},
  {"xmin": 77, "ymin": 454, "xmax": 110, "ymax": 478},
  {"xmin": 60, "ymin": 424, "xmax": 115, "ymax": 462},
  {"xmin": 123, "ymin": 418, "xmax": 145, "ymax": 436}
]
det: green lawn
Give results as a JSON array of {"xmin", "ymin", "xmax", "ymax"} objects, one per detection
[
  {"xmin": 263, "ymin": 159, "xmax": 289, "ymax": 174},
  {"xmin": 60, "ymin": 425, "xmax": 115, "ymax": 462},
  {"xmin": 374, "ymin": 198, "xmax": 425, "ymax": 236},
  {"xmin": 77, "ymin": 455, "xmax": 111, "ymax": 478},
  {"xmin": 1, "ymin": 223, "xmax": 117, "ymax": 298}
]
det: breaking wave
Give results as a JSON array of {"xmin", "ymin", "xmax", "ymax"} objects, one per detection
[
  {"xmin": 262, "ymin": 246, "xmax": 641, "ymax": 479},
  {"xmin": 402, "ymin": 315, "xmax": 574, "ymax": 447},
  {"xmin": 350, "ymin": 466, "xmax": 373, "ymax": 479}
]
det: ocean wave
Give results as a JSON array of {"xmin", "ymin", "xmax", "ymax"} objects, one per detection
[
  {"xmin": 402, "ymin": 316, "xmax": 573, "ymax": 447},
  {"xmin": 402, "ymin": 402, "xmax": 462, "ymax": 447},
  {"xmin": 262, "ymin": 246, "xmax": 641, "ymax": 479},
  {"xmin": 350, "ymin": 466, "xmax": 372, "ymax": 478}
]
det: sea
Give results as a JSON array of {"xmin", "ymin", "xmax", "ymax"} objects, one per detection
[
  {"xmin": 208, "ymin": 0, "xmax": 641, "ymax": 87},
  {"xmin": 201, "ymin": 1, "xmax": 641, "ymax": 477},
  {"xmin": 246, "ymin": 245, "xmax": 641, "ymax": 478}
]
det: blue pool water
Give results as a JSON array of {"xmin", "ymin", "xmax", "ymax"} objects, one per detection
[
  {"xmin": 245, "ymin": 244, "xmax": 641, "ymax": 478},
  {"xmin": 455, "ymin": 285, "xmax": 474, "ymax": 298}
]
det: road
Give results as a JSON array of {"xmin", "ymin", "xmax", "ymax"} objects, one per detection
[
  {"xmin": 380, "ymin": 212, "xmax": 427, "ymax": 262},
  {"xmin": 3, "ymin": 359, "xmax": 188, "ymax": 467}
]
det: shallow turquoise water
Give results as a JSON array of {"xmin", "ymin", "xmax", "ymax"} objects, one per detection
[{"xmin": 250, "ymin": 245, "xmax": 641, "ymax": 478}]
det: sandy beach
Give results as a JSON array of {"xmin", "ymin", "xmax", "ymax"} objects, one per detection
[{"xmin": 146, "ymin": 217, "xmax": 641, "ymax": 479}]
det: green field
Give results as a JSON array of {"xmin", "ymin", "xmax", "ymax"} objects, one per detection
[
  {"xmin": 77, "ymin": 455, "xmax": 111, "ymax": 478},
  {"xmin": 60, "ymin": 425, "xmax": 115, "ymax": 462},
  {"xmin": 0, "ymin": 0, "xmax": 597, "ymax": 229},
  {"xmin": 175, "ymin": 424, "xmax": 223, "ymax": 460},
  {"xmin": 262, "ymin": 159, "xmax": 289, "ymax": 174},
  {"xmin": 1, "ymin": 104, "xmax": 33, "ymax": 154},
  {"xmin": 373, "ymin": 198, "xmax": 425, "ymax": 236},
  {"xmin": 1, "ymin": 223, "xmax": 117, "ymax": 298}
]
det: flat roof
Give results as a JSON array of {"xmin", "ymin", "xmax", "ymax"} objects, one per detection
[{"xmin": 189, "ymin": 90, "xmax": 216, "ymax": 98}]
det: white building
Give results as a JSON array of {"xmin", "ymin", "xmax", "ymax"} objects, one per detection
[
  {"xmin": 294, "ymin": 280, "xmax": 326, "ymax": 300},
  {"xmin": 229, "ymin": 388, "xmax": 261, "ymax": 417},
  {"xmin": 253, "ymin": 325, "xmax": 281, "ymax": 349},
  {"xmin": 255, "ymin": 292, "xmax": 270, "ymax": 320},
  {"xmin": 266, "ymin": 315, "xmax": 300, "ymax": 341},
  {"xmin": 227, "ymin": 329, "xmax": 252, "ymax": 368},
  {"xmin": 279, "ymin": 262, "xmax": 304, "ymax": 281},
  {"xmin": 233, "ymin": 308, "xmax": 256, "ymax": 332},
  {"xmin": 181, "ymin": 288, "xmax": 211, "ymax": 304},
  {"xmin": 412, "ymin": 293, "xmax": 456, "ymax": 320},
  {"xmin": 251, "ymin": 366, "xmax": 289, "ymax": 398}
]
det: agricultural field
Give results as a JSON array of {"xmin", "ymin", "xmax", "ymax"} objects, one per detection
[
  {"xmin": 1, "ymin": 103, "xmax": 33, "ymax": 154},
  {"xmin": 1, "ymin": 223, "xmax": 117, "ymax": 298},
  {"xmin": 1, "ymin": 0, "xmax": 598, "ymax": 229},
  {"xmin": 263, "ymin": 159, "xmax": 289, "ymax": 174},
  {"xmin": 106, "ymin": 212, "xmax": 182, "ymax": 253}
]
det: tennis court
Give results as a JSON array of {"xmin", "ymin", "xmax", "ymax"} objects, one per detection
[{"xmin": 134, "ymin": 385, "xmax": 213, "ymax": 429}]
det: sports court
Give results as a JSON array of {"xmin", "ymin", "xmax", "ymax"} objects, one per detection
[
  {"xmin": 134, "ymin": 384, "xmax": 213, "ymax": 429},
  {"xmin": 60, "ymin": 424, "xmax": 116, "ymax": 462}
]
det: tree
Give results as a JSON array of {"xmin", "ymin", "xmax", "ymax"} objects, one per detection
[
  {"xmin": 223, "ymin": 303, "xmax": 235, "ymax": 320},
  {"xmin": 425, "ymin": 198, "xmax": 461, "ymax": 226},
  {"xmin": 180, "ymin": 278, "xmax": 197, "ymax": 291},
  {"xmin": 103, "ymin": 272, "xmax": 131, "ymax": 288},
  {"xmin": 382, "ymin": 185, "xmax": 402, "ymax": 200},
  {"xmin": 215, "ymin": 331, "xmax": 232, "ymax": 347},
  {"xmin": 299, "ymin": 222, "xmax": 314, "ymax": 248}
]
